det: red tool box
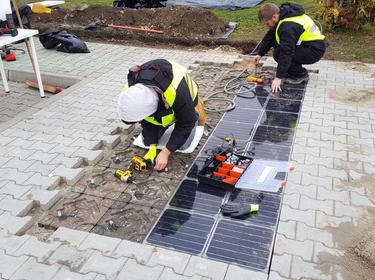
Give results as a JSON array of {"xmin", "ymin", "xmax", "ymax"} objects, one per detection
[{"xmin": 198, "ymin": 149, "xmax": 253, "ymax": 191}]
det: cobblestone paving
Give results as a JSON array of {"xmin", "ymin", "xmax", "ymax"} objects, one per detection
[{"xmin": 0, "ymin": 40, "xmax": 374, "ymax": 279}]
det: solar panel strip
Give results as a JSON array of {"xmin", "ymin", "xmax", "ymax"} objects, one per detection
[
  {"xmin": 225, "ymin": 190, "xmax": 282, "ymax": 227},
  {"xmin": 206, "ymin": 220, "xmax": 274, "ymax": 271},
  {"xmin": 213, "ymin": 120, "xmax": 254, "ymax": 141},
  {"xmin": 247, "ymin": 141, "xmax": 291, "ymax": 161},
  {"xmin": 147, "ymin": 209, "xmax": 215, "ymax": 254},
  {"xmin": 266, "ymin": 99, "xmax": 301, "ymax": 113},
  {"xmin": 170, "ymin": 180, "xmax": 226, "ymax": 214},
  {"xmin": 223, "ymin": 108, "xmax": 261, "ymax": 124}
]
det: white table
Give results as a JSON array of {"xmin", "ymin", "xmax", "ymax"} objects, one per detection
[{"xmin": 0, "ymin": 29, "xmax": 45, "ymax": 97}]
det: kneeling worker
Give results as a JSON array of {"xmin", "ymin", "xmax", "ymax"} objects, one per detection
[
  {"xmin": 254, "ymin": 3, "xmax": 326, "ymax": 93},
  {"xmin": 118, "ymin": 59, "xmax": 206, "ymax": 171}
]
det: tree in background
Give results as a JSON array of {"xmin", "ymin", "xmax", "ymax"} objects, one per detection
[{"xmin": 319, "ymin": 0, "xmax": 375, "ymax": 29}]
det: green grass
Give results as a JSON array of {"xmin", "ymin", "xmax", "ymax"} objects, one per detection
[
  {"xmin": 211, "ymin": 0, "xmax": 322, "ymax": 41},
  {"xmin": 25, "ymin": 0, "xmax": 375, "ymax": 62}
]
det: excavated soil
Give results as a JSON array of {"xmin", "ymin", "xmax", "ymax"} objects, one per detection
[
  {"xmin": 30, "ymin": 6, "xmax": 256, "ymax": 53},
  {"xmin": 329, "ymin": 87, "xmax": 375, "ymax": 106}
]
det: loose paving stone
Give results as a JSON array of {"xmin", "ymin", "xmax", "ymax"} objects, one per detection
[
  {"xmin": 38, "ymin": 193, "xmax": 112, "ymax": 231},
  {"xmin": 48, "ymin": 227, "xmax": 90, "ymax": 247},
  {"xmin": 22, "ymin": 187, "xmax": 62, "ymax": 210},
  {"xmin": 0, "ymin": 212, "xmax": 33, "ymax": 235},
  {"xmin": 52, "ymin": 165, "xmax": 85, "ymax": 185}
]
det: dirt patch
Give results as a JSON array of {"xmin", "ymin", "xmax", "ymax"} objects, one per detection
[
  {"xmin": 317, "ymin": 217, "xmax": 375, "ymax": 280},
  {"xmin": 30, "ymin": 6, "xmax": 257, "ymax": 53},
  {"xmin": 32, "ymin": 6, "xmax": 227, "ymax": 38},
  {"xmin": 329, "ymin": 87, "xmax": 375, "ymax": 106},
  {"xmin": 344, "ymin": 62, "xmax": 374, "ymax": 74}
]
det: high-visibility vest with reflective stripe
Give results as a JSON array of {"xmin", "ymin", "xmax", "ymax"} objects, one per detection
[
  {"xmin": 275, "ymin": 14, "xmax": 325, "ymax": 45},
  {"xmin": 121, "ymin": 60, "xmax": 198, "ymax": 128}
]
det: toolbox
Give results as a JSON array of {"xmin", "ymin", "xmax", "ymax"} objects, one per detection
[{"xmin": 198, "ymin": 149, "xmax": 253, "ymax": 191}]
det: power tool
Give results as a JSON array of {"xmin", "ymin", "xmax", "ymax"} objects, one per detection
[
  {"xmin": 131, "ymin": 155, "xmax": 151, "ymax": 172},
  {"xmin": 114, "ymin": 169, "xmax": 134, "ymax": 183},
  {"xmin": 113, "ymin": 155, "xmax": 152, "ymax": 183},
  {"xmin": 247, "ymin": 76, "xmax": 264, "ymax": 84}
]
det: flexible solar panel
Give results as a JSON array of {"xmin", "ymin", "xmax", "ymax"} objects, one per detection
[
  {"xmin": 223, "ymin": 108, "xmax": 261, "ymax": 124},
  {"xmin": 252, "ymin": 126, "xmax": 295, "ymax": 147},
  {"xmin": 147, "ymin": 209, "xmax": 215, "ymax": 254},
  {"xmin": 234, "ymin": 96, "xmax": 267, "ymax": 110},
  {"xmin": 247, "ymin": 142, "xmax": 291, "ymax": 161},
  {"xmin": 213, "ymin": 120, "xmax": 254, "ymax": 141},
  {"xmin": 170, "ymin": 180, "xmax": 226, "ymax": 214},
  {"xmin": 206, "ymin": 220, "xmax": 274, "ymax": 271},
  {"xmin": 225, "ymin": 190, "xmax": 282, "ymax": 227},
  {"xmin": 147, "ymin": 69, "xmax": 309, "ymax": 272},
  {"xmin": 260, "ymin": 111, "xmax": 298, "ymax": 129},
  {"xmin": 266, "ymin": 99, "xmax": 301, "ymax": 113}
]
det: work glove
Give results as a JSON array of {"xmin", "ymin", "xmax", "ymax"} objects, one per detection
[
  {"xmin": 220, "ymin": 202, "xmax": 259, "ymax": 218},
  {"xmin": 144, "ymin": 145, "xmax": 157, "ymax": 164}
]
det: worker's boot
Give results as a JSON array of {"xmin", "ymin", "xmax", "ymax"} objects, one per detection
[{"xmin": 284, "ymin": 71, "xmax": 309, "ymax": 84}]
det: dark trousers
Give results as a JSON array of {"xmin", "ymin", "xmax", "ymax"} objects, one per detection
[{"xmin": 273, "ymin": 45, "xmax": 325, "ymax": 77}]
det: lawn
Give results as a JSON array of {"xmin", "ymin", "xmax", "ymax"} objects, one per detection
[{"xmin": 24, "ymin": 0, "xmax": 375, "ymax": 62}]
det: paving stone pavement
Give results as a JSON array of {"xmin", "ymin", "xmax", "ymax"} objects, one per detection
[
  {"xmin": 262, "ymin": 58, "xmax": 375, "ymax": 280},
  {"xmin": 0, "ymin": 40, "xmax": 374, "ymax": 279}
]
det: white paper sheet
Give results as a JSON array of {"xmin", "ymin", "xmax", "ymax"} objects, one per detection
[{"xmin": 133, "ymin": 125, "xmax": 204, "ymax": 154}]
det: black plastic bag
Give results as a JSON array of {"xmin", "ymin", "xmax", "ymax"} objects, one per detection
[
  {"xmin": 39, "ymin": 29, "xmax": 90, "ymax": 53},
  {"xmin": 54, "ymin": 31, "xmax": 90, "ymax": 53},
  {"xmin": 39, "ymin": 28, "xmax": 61, "ymax": 49}
]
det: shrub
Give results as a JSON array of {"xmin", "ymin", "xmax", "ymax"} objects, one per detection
[{"xmin": 319, "ymin": 0, "xmax": 375, "ymax": 29}]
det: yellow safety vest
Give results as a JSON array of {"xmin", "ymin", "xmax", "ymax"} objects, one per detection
[
  {"xmin": 121, "ymin": 60, "xmax": 198, "ymax": 128},
  {"xmin": 275, "ymin": 14, "xmax": 325, "ymax": 45}
]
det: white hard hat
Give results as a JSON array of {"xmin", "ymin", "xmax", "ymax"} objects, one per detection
[{"xmin": 118, "ymin": 83, "xmax": 159, "ymax": 122}]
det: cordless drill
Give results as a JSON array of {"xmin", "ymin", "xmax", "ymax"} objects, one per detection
[{"xmin": 114, "ymin": 169, "xmax": 134, "ymax": 183}]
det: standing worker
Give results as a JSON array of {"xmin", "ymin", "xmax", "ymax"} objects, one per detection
[
  {"xmin": 118, "ymin": 59, "xmax": 206, "ymax": 171},
  {"xmin": 254, "ymin": 3, "xmax": 326, "ymax": 93}
]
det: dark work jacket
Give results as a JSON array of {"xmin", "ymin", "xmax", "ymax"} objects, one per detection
[
  {"xmin": 127, "ymin": 59, "xmax": 198, "ymax": 152},
  {"xmin": 257, "ymin": 3, "xmax": 326, "ymax": 78}
]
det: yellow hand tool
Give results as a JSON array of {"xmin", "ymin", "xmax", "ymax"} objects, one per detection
[
  {"xmin": 113, "ymin": 169, "xmax": 134, "ymax": 183},
  {"xmin": 247, "ymin": 76, "xmax": 264, "ymax": 84}
]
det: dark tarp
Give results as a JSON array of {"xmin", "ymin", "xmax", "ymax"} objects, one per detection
[{"xmin": 166, "ymin": 0, "xmax": 263, "ymax": 10}]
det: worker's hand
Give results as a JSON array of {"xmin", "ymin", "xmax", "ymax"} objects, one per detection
[
  {"xmin": 271, "ymin": 78, "xmax": 282, "ymax": 94},
  {"xmin": 254, "ymin": 55, "xmax": 262, "ymax": 65},
  {"xmin": 144, "ymin": 145, "xmax": 157, "ymax": 164},
  {"xmin": 154, "ymin": 148, "xmax": 171, "ymax": 171}
]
